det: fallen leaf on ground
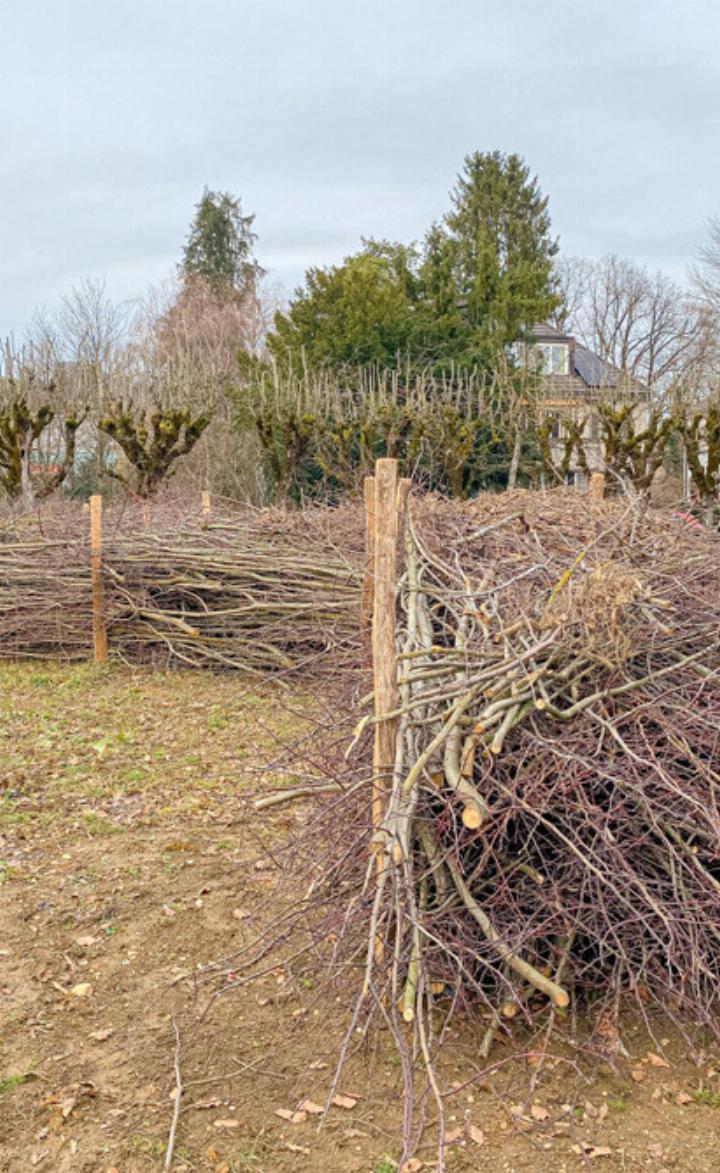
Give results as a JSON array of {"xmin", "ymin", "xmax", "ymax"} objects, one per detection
[
  {"xmin": 68, "ymin": 983, "xmax": 92, "ymax": 998},
  {"xmin": 468, "ymin": 1123, "xmax": 485, "ymax": 1146},
  {"xmin": 444, "ymin": 1128, "xmax": 464, "ymax": 1145},
  {"xmin": 572, "ymin": 1143, "xmax": 613, "ymax": 1159},
  {"xmin": 275, "ymin": 1108, "xmax": 307, "ymax": 1124},
  {"xmin": 630, "ymin": 1066, "xmax": 647, "ymax": 1083},
  {"xmin": 401, "ymin": 1159, "xmax": 424, "ymax": 1171},
  {"xmin": 332, "ymin": 1094, "xmax": 357, "ymax": 1109},
  {"xmin": 232, "ymin": 908, "xmax": 251, "ymax": 921},
  {"xmin": 161, "ymin": 904, "xmax": 176, "ymax": 918},
  {"xmin": 89, "ymin": 1028, "xmax": 114, "ymax": 1042},
  {"xmin": 74, "ymin": 935, "xmax": 97, "ymax": 948},
  {"xmin": 646, "ymin": 1051, "xmax": 670, "ymax": 1068},
  {"xmin": 298, "ymin": 1099, "xmax": 324, "ymax": 1115},
  {"xmin": 213, "ymin": 1119, "xmax": 240, "ymax": 1129},
  {"xmin": 675, "ymin": 1091, "xmax": 693, "ymax": 1105},
  {"xmin": 530, "ymin": 1103, "xmax": 550, "ymax": 1122}
]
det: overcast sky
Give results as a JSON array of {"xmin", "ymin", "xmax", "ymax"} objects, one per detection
[{"xmin": 2, "ymin": 0, "xmax": 720, "ymax": 336}]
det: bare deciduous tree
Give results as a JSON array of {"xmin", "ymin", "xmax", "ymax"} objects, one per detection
[
  {"xmin": 555, "ymin": 255, "xmax": 710, "ymax": 396},
  {"xmin": 692, "ymin": 216, "xmax": 720, "ymax": 318}
]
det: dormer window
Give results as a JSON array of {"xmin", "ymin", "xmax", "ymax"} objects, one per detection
[
  {"xmin": 512, "ymin": 337, "xmax": 571, "ymax": 375},
  {"xmin": 536, "ymin": 343, "xmax": 569, "ymax": 376}
]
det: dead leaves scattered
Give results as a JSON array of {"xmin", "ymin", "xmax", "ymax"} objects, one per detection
[
  {"xmin": 275, "ymin": 1108, "xmax": 307, "ymax": 1124},
  {"xmin": 298, "ymin": 1099, "xmax": 324, "ymax": 1115},
  {"xmin": 572, "ymin": 1141, "xmax": 613, "ymax": 1159},
  {"xmin": 443, "ymin": 1121, "xmax": 485, "ymax": 1148},
  {"xmin": 332, "ymin": 1093, "xmax": 358, "ymax": 1109}
]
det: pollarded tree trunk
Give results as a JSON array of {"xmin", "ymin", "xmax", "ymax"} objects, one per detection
[{"xmin": 99, "ymin": 402, "xmax": 212, "ymax": 498}]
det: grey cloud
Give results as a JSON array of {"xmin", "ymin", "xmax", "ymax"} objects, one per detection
[{"xmin": 2, "ymin": 0, "xmax": 720, "ymax": 334}]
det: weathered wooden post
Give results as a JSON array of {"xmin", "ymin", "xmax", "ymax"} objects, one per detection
[
  {"xmin": 372, "ymin": 460, "xmax": 400, "ymax": 843},
  {"xmin": 90, "ymin": 494, "xmax": 108, "ymax": 664},
  {"xmin": 590, "ymin": 471, "xmax": 606, "ymax": 501},
  {"xmin": 361, "ymin": 475, "xmax": 376, "ymax": 631}
]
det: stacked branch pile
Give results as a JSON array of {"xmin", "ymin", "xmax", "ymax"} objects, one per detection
[
  {"xmin": 0, "ymin": 506, "xmax": 363, "ymax": 674},
  {"xmin": 337, "ymin": 490, "xmax": 720, "ymax": 1084}
]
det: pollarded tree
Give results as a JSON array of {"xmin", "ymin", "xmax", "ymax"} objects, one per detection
[
  {"xmin": 677, "ymin": 401, "xmax": 720, "ymax": 525},
  {"xmin": 99, "ymin": 403, "xmax": 211, "ymax": 498},
  {"xmin": 599, "ymin": 403, "xmax": 675, "ymax": 494},
  {"xmin": 0, "ymin": 398, "xmax": 84, "ymax": 502},
  {"xmin": 537, "ymin": 415, "xmax": 589, "ymax": 485},
  {"xmin": 182, "ymin": 188, "xmax": 263, "ymax": 299}
]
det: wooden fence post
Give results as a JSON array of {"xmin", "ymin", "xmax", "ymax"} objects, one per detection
[
  {"xmin": 90, "ymin": 494, "xmax": 108, "ymax": 664},
  {"xmin": 362, "ymin": 475, "xmax": 376, "ymax": 630},
  {"xmin": 590, "ymin": 471, "xmax": 606, "ymax": 501},
  {"xmin": 371, "ymin": 460, "xmax": 402, "ymax": 891}
]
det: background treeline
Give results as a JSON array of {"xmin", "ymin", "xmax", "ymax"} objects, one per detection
[{"xmin": 2, "ymin": 152, "xmax": 720, "ymax": 517}]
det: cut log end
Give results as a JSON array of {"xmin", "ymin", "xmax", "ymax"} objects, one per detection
[{"xmin": 461, "ymin": 803, "xmax": 484, "ymax": 830}]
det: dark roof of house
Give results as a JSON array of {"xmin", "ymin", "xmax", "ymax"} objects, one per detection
[
  {"xmin": 532, "ymin": 322, "xmax": 572, "ymax": 344},
  {"xmin": 532, "ymin": 323, "xmax": 625, "ymax": 392},
  {"xmin": 573, "ymin": 342, "xmax": 619, "ymax": 389}
]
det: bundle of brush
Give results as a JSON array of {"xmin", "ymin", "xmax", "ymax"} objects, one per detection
[
  {"xmin": 0, "ymin": 503, "xmax": 364, "ymax": 674},
  {"xmin": 339, "ymin": 491, "xmax": 720, "ymax": 1078}
]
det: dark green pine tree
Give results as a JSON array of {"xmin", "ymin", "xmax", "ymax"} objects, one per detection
[
  {"xmin": 436, "ymin": 151, "xmax": 560, "ymax": 366},
  {"xmin": 181, "ymin": 188, "xmax": 262, "ymax": 298}
]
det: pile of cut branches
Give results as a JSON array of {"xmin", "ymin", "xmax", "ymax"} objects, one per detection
[
  {"xmin": 0, "ymin": 505, "xmax": 363, "ymax": 674},
  {"xmin": 248, "ymin": 489, "xmax": 720, "ymax": 1167}
]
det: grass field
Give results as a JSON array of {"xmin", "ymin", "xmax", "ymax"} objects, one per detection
[{"xmin": 2, "ymin": 663, "xmax": 720, "ymax": 1172}]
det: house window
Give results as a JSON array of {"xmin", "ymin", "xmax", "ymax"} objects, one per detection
[
  {"xmin": 536, "ymin": 343, "xmax": 569, "ymax": 376},
  {"xmin": 546, "ymin": 414, "xmax": 561, "ymax": 440}
]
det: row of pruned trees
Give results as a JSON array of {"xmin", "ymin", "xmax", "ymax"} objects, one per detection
[
  {"xmin": 0, "ymin": 349, "xmax": 211, "ymax": 503},
  {"xmin": 232, "ymin": 357, "xmax": 720, "ymax": 522}
]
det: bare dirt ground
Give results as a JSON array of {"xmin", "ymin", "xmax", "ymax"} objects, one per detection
[{"xmin": 2, "ymin": 663, "xmax": 720, "ymax": 1173}]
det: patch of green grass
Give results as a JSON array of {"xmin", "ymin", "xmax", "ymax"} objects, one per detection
[
  {"xmin": 0, "ymin": 802, "xmax": 29, "ymax": 829},
  {"xmin": 0, "ymin": 661, "xmax": 314, "ymax": 836},
  {"xmin": 692, "ymin": 1088, "xmax": 720, "ymax": 1107},
  {"xmin": 125, "ymin": 1133, "xmax": 166, "ymax": 1157},
  {"xmin": 0, "ymin": 1062, "xmax": 38, "ymax": 1099},
  {"xmin": 0, "ymin": 860, "xmax": 18, "ymax": 884},
  {"xmin": 374, "ymin": 1158, "xmax": 398, "ymax": 1173},
  {"xmin": 606, "ymin": 1096, "xmax": 629, "ymax": 1112},
  {"xmin": 82, "ymin": 812, "xmax": 117, "ymax": 836}
]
